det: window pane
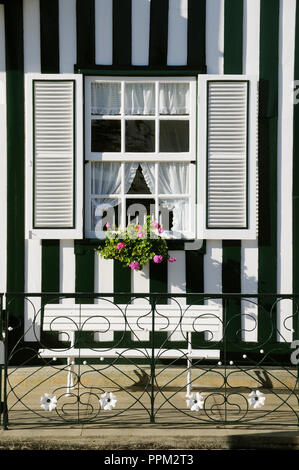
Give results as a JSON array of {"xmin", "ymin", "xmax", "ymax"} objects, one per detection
[
  {"xmin": 91, "ymin": 198, "xmax": 120, "ymax": 232},
  {"xmin": 158, "ymin": 162, "xmax": 189, "ymax": 194},
  {"xmin": 91, "ymin": 162, "xmax": 121, "ymax": 194},
  {"xmin": 159, "ymin": 199, "xmax": 189, "ymax": 232},
  {"xmin": 91, "ymin": 120, "xmax": 121, "ymax": 152},
  {"xmin": 159, "ymin": 83, "xmax": 189, "ymax": 115},
  {"xmin": 126, "ymin": 197, "xmax": 155, "ymax": 226},
  {"xmin": 125, "ymin": 83, "xmax": 155, "ymax": 115},
  {"xmin": 160, "ymin": 120, "xmax": 189, "ymax": 152},
  {"xmin": 126, "ymin": 165, "xmax": 152, "ymax": 194},
  {"xmin": 125, "ymin": 120, "xmax": 155, "ymax": 152},
  {"xmin": 91, "ymin": 82, "xmax": 121, "ymax": 115}
]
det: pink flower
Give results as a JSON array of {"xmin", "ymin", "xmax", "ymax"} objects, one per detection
[
  {"xmin": 136, "ymin": 225, "xmax": 142, "ymax": 230},
  {"xmin": 152, "ymin": 221, "xmax": 160, "ymax": 229},
  {"xmin": 153, "ymin": 255, "xmax": 163, "ymax": 264},
  {"xmin": 158, "ymin": 227, "xmax": 164, "ymax": 234},
  {"xmin": 116, "ymin": 242, "xmax": 125, "ymax": 250},
  {"xmin": 105, "ymin": 222, "xmax": 110, "ymax": 228},
  {"xmin": 129, "ymin": 261, "xmax": 140, "ymax": 270},
  {"xmin": 137, "ymin": 231, "xmax": 145, "ymax": 238},
  {"xmin": 168, "ymin": 257, "xmax": 177, "ymax": 263}
]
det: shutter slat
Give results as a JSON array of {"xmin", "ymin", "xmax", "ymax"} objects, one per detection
[
  {"xmin": 207, "ymin": 81, "xmax": 248, "ymax": 229},
  {"xmin": 33, "ymin": 81, "xmax": 75, "ymax": 229}
]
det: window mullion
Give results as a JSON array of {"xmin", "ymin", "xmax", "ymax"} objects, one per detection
[
  {"xmin": 155, "ymin": 81, "xmax": 159, "ymax": 155},
  {"xmin": 155, "ymin": 162, "xmax": 159, "ymax": 223},
  {"xmin": 121, "ymin": 162, "xmax": 125, "ymax": 229},
  {"xmin": 121, "ymin": 80, "xmax": 125, "ymax": 153}
]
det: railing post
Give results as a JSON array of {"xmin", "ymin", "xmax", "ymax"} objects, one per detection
[{"xmin": 150, "ymin": 294, "xmax": 155, "ymax": 424}]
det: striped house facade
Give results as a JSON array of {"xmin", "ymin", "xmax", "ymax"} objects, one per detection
[{"xmin": 0, "ymin": 0, "xmax": 298, "ymax": 346}]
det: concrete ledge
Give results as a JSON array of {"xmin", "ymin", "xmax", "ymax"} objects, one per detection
[{"xmin": 0, "ymin": 427, "xmax": 299, "ymax": 450}]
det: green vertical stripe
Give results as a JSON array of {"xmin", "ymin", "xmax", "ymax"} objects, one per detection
[
  {"xmin": 42, "ymin": 241, "xmax": 60, "ymax": 305},
  {"xmin": 222, "ymin": 241, "xmax": 242, "ymax": 342},
  {"xmin": 222, "ymin": 0, "xmax": 243, "ymax": 342},
  {"xmin": 76, "ymin": 0, "xmax": 95, "ymax": 67},
  {"xmin": 186, "ymin": 251, "xmax": 204, "ymax": 305},
  {"xmin": 224, "ymin": 0, "xmax": 243, "ymax": 74},
  {"xmin": 187, "ymin": 0, "xmax": 206, "ymax": 69},
  {"xmin": 258, "ymin": 0, "xmax": 279, "ymax": 343},
  {"xmin": 75, "ymin": 244, "xmax": 95, "ymax": 304},
  {"xmin": 149, "ymin": 0, "xmax": 169, "ymax": 67},
  {"xmin": 185, "ymin": 1, "xmax": 206, "ymax": 301},
  {"xmin": 150, "ymin": 260, "xmax": 167, "ymax": 304},
  {"xmin": 40, "ymin": 0, "xmax": 59, "ymax": 74},
  {"xmin": 113, "ymin": 0, "xmax": 132, "ymax": 66},
  {"xmin": 114, "ymin": 261, "xmax": 131, "ymax": 305},
  {"xmin": 40, "ymin": 2, "xmax": 60, "ymax": 306},
  {"xmin": 5, "ymin": 0, "xmax": 24, "ymax": 305},
  {"xmin": 293, "ymin": 2, "xmax": 299, "ymax": 340}
]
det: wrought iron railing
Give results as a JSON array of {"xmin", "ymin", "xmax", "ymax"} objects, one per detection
[{"xmin": 1, "ymin": 292, "xmax": 299, "ymax": 428}]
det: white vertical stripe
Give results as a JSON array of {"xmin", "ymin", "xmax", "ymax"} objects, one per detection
[
  {"xmin": 132, "ymin": 0, "xmax": 151, "ymax": 66},
  {"xmin": 277, "ymin": 0, "xmax": 296, "ymax": 342},
  {"xmin": 131, "ymin": 263, "xmax": 150, "ymax": 300},
  {"xmin": 95, "ymin": 0, "xmax": 113, "ymax": 65},
  {"xmin": 0, "ymin": 5, "xmax": 6, "ymax": 307},
  {"xmin": 130, "ymin": 264, "xmax": 150, "ymax": 341},
  {"xmin": 241, "ymin": 0, "xmax": 260, "ymax": 342},
  {"xmin": 168, "ymin": 251, "xmax": 186, "ymax": 300},
  {"xmin": 168, "ymin": 251, "xmax": 186, "ymax": 340},
  {"xmin": 24, "ymin": 0, "xmax": 42, "ymax": 340},
  {"xmin": 60, "ymin": 240, "xmax": 76, "ymax": 304},
  {"xmin": 94, "ymin": 256, "xmax": 114, "ymax": 302},
  {"xmin": 205, "ymin": 0, "xmax": 224, "ymax": 310},
  {"xmin": 59, "ymin": 0, "xmax": 77, "ymax": 304},
  {"xmin": 206, "ymin": 0, "xmax": 224, "ymax": 74},
  {"xmin": 23, "ymin": 0, "xmax": 41, "ymax": 73},
  {"xmin": 167, "ymin": 0, "xmax": 188, "ymax": 66},
  {"xmin": 59, "ymin": 0, "xmax": 77, "ymax": 74}
]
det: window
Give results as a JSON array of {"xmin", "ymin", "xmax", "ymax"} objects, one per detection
[
  {"xmin": 84, "ymin": 77, "xmax": 197, "ymax": 239},
  {"xmin": 25, "ymin": 73, "xmax": 258, "ymax": 241}
]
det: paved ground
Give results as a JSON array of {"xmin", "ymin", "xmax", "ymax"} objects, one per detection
[{"xmin": 1, "ymin": 364, "xmax": 299, "ymax": 450}]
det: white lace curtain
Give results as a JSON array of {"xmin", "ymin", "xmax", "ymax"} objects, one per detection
[
  {"xmin": 91, "ymin": 82, "xmax": 121, "ymax": 115},
  {"xmin": 92, "ymin": 162, "xmax": 138, "ymax": 227},
  {"xmin": 91, "ymin": 81, "xmax": 189, "ymax": 115},
  {"xmin": 124, "ymin": 83, "xmax": 155, "ymax": 115}
]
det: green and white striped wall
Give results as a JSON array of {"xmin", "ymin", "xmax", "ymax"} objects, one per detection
[{"xmin": 0, "ymin": 0, "xmax": 298, "ymax": 344}]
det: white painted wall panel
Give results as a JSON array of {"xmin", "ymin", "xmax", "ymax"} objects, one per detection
[
  {"xmin": 277, "ymin": 0, "xmax": 296, "ymax": 342},
  {"xmin": 59, "ymin": 0, "xmax": 77, "ymax": 305},
  {"xmin": 241, "ymin": 0, "xmax": 260, "ymax": 342},
  {"xmin": 167, "ymin": 0, "xmax": 188, "ymax": 66},
  {"xmin": 0, "ymin": 4, "xmax": 6, "ymax": 307},
  {"xmin": 132, "ymin": 0, "xmax": 151, "ymax": 66},
  {"xmin": 95, "ymin": 0, "xmax": 113, "ymax": 65},
  {"xmin": 59, "ymin": 0, "xmax": 77, "ymax": 73},
  {"xmin": 24, "ymin": 0, "xmax": 42, "ymax": 340},
  {"xmin": 206, "ymin": 0, "xmax": 224, "ymax": 75},
  {"xmin": 205, "ymin": 0, "xmax": 224, "ymax": 313}
]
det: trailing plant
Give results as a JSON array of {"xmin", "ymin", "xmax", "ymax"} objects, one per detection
[{"xmin": 96, "ymin": 216, "xmax": 176, "ymax": 271}]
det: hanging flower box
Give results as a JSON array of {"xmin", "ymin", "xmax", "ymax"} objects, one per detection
[{"xmin": 96, "ymin": 216, "xmax": 176, "ymax": 271}]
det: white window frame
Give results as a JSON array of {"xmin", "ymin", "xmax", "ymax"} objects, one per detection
[{"xmin": 84, "ymin": 76, "xmax": 197, "ymax": 240}]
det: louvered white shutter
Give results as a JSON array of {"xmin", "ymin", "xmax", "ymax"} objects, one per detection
[
  {"xmin": 25, "ymin": 74, "xmax": 83, "ymax": 239},
  {"xmin": 197, "ymin": 75, "xmax": 258, "ymax": 240}
]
